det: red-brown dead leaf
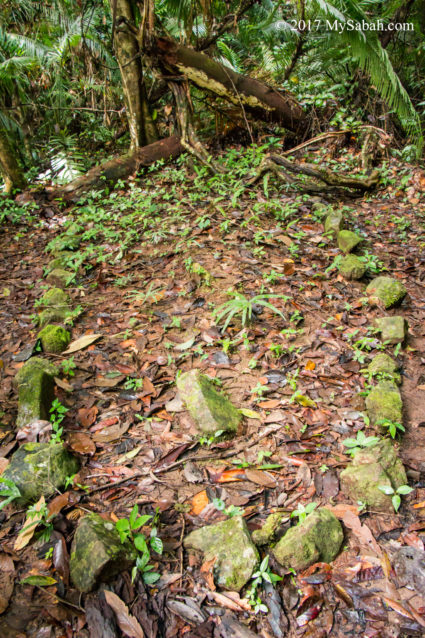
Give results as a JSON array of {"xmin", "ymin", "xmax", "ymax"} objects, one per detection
[
  {"xmin": 190, "ymin": 490, "xmax": 209, "ymax": 515},
  {"xmin": 68, "ymin": 431, "xmax": 96, "ymax": 455},
  {"xmin": 78, "ymin": 406, "xmax": 98, "ymax": 428},
  {"xmin": 245, "ymin": 468, "xmax": 277, "ymax": 488},
  {"xmin": 48, "ymin": 492, "xmax": 70, "ymax": 518}
]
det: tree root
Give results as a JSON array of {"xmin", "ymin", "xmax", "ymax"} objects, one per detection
[{"xmin": 246, "ymin": 153, "xmax": 381, "ymax": 196}]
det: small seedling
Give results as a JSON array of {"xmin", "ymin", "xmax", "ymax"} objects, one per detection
[
  {"xmin": 49, "ymin": 399, "xmax": 68, "ymax": 444},
  {"xmin": 212, "ymin": 291, "xmax": 285, "ymax": 332},
  {"xmin": 212, "ymin": 498, "xmax": 245, "ymax": 518},
  {"xmin": 61, "ymin": 356, "xmax": 76, "ymax": 377},
  {"xmin": 378, "ymin": 484, "xmax": 413, "ymax": 512},
  {"xmin": 377, "ymin": 419, "xmax": 405, "ymax": 439},
  {"xmin": 115, "ymin": 505, "xmax": 162, "ymax": 584},
  {"xmin": 199, "ymin": 429, "xmax": 224, "ymax": 447},
  {"xmin": 342, "ymin": 431, "xmax": 380, "ymax": 457},
  {"xmin": 247, "ymin": 555, "xmax": 282, "ymax": 614},
  {"xmin": 290, "ymin": 502, "xmax": 317, "ymax": 523}
]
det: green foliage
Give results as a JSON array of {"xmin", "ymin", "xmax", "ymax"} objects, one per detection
[
  {"xmin": 212, "ymin": 498, "xmax": 245, "ymax": 518},
  {"xmin": 247, "ymin": 555, "xmax": 282, "ymax": 614},
  {"xmin": 49, "ymin": 398, "xmax": 68, "ymax": 444},
  {"xmin": 115, "ymin": 505, "xmax": 162, "ymax": 584},
  {"xmin": 212, "ymin": 291, "xmax": 285, "ymax": 332},
  {"xmin": 343, "ymin": 431, "xmax": 380, "ymax": 457},
  {"xmin": 0, "ymin": 477, "xmax": 21, "ymax": 509},
  {"xmin": 377, "ymin": 418, "xmax": 405, "ymax": 439},
  {"xmin": 378, "ymin": 484, "xmax": 413, "ymax": 512},
  {"xmin": 290, "ymin": 502, "xmax": 318, "ymax": 523}
]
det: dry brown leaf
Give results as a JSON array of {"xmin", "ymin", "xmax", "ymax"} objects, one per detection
[
  {"xmin": 54, "ymin": 376, "xmax": 74, "ymax": 392},
  {"xmin": 63, "ymin": 333, "xmax": 102, "ymax": 354},
  {"xmin": 0, "ymin": 457, "xmax": 9, "ymax": 475},
  {"xmin": 78, "ymin": 406, "xmax": 98, "ymax": 428},
  {"xmin": 104, "ymin": 590, "xmax": 144, "ymax": 638},
  {"xmin": 93, "ymin": 420, "xmax": 130, "ymax": 443},
  {"xmin": 48, "ymin": 492, "xmax": 70, "ymax": 518},
  {"xmin": 68, "ymin": 431, "xmax": 96, "ymax": 455},
  {"xmin": 245, "ymin": 468, "xmax": 277, "ymax": 488},
  {"xmin": 0, "ymin": 553, "xmax": 14, "ymax": 613},
  {"xmin": 15, "ymin": 496, "xmax": 45, "ymax": 551}
]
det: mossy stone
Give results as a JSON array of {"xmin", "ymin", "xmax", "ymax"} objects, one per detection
[
  {"xmin": 38, "ymin": 308, "xmax": 71, "ymax": 327},
  {"xmin": 324, "ymin": 210, "xmax": 343, "ymax": 234},
  {"xmin": 366, "ymin": 380, "xmax": 402, "ymax": 426},
  {"xmin": 38, "ymin": 325, "xmax": 70, "ymax": 354},
  {"xmin": 272, "ymin": 508, "xmax": 343, "ymax": 571},
  {"xmin": 40, "ymin": 287, "xmax": 70, "ymax": 310},
  {"xmin": 2, "ymin": 442, "xmax": 79, "ymax": 503},
  {"xmin": 183, "ymin": 516, "xmax": 259, "ymax": 591},
  {"xmin": 46, "ymin": 251, "xmax": 74, "ymax": 272},
  {"xmin": 70, "ymin": 513, "xmax": 137, "ymax": 592},
  {"xmin": 15, "ymin": 357, "xmax": 58, "ymax": 429},
  {"xmin": 46, "ymin": 268, "xmax": 73, "ymax": 287},
  {"xmin": 176, "ymin": 369, "xmax": 241, "ymax": 435},
  {"xmin": 375, "ymin": 316, "xmax": 407, "ymax": 344},
  {"xmin": 366, "ymin": 277, "xmax": 407, "ymax": 309},
  {"xmin": 340, "ymin": 439, "xmax": 407, "ymax": 512},
  {"xmin": 252, "ymin": 512, "xmax": 286, "ymax": 546},
  {"xmin": 368, "ymin": 353, "xmax": 400, "ymax": 384},
  {"xmin": 337, "ymin": 230, "xmax": 362, "ymax": 253},
  {"xmin": 338, "ymin": 255, "xmax": 366, "ymax": 280}
]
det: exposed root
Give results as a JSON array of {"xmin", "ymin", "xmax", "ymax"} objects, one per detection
[{"xmin": 246, "ymin": 153, "xmax": 381, "ymax": 196}]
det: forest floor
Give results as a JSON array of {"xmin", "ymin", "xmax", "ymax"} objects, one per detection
[{"xmin": 1, "ymin": 142, "xmax": 425, "ymax": 637}]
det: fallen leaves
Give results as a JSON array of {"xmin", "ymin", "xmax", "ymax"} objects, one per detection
[
  {"xmin": 63, "ymin": 333, "xmax": 103, "ymax": 354},
  {"xmin": 14, "ymin": 496, "xmax": 45, "ymax": 551},
  {"xmin": 68, "ymin": 432, "xmax": 96, "ymax": 455},
  {"xmin": 104, "ymin": 591, "xmax": 144, "ymax": 638}
]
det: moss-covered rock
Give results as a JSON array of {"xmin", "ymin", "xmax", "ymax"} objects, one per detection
[
  {"xmin": 340, "ymin": 439, "xmax": 407, "ymax": 512},
  {"xmin": 46, "ymin": 268, "xmax": 73, "ymax": 287},
  {"xmin": 252, "ymin": 512, "xmax": 286, "ymax": 546},
  {"xmin": 2, "ymin": 442, "xmax": 79, "ymax": 502},
  {"xmin": 176, "ymin": 370, "xmax": 241, "ymax": 435},
  {"xmin": 70, "ymin": 513, "xmax": 137, "ymax": 592},
  {"xmin": 272, "ymin": 508, "xmax": 343, "ymax": 571},
  {"xmin": 183, "ymin": 516, "xmax": 259, "ymax": 591},
  {"xmin": 324, "ymin": 210, "xmax": 343, "ymax": 235},
  {"xmin": 38, "ymin": 308, "xmax": 71, "ymax": 327},
  {"xmin": 338, "ymin": 255, "xmax": 366, "ymax": 280},
  {"xmin": 366, "ymin": 277, "xmax": 406, "ymax": 309},
  {"xmin": 368, "ymin": 353, "xmax": 400, "ymax": 384},
  {"xmin": 337, "ymin": 230, "xmax": 362, "ymax": 254},
  {"xmin": 366, "ymin": 380, "xmax": 402, "ymax": 426},
  {"xmin": 46, "ymin": 252, "xmax": 74, "ymax": 272},
  {"xmin": 40, "ymin": 287, "xmax": 70, "ymax": 309},
  {"xmin": 375, "ymin": 316, "xmax": 407, "ymax": 344},
  {"xmin": 37, "ymin": 325, "xmax": 70, "ymax": 354},
  {"xmin": 15, "ymin": 357, "xmax": 58, "ymax": 429}
]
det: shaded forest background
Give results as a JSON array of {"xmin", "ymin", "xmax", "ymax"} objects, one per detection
[{"xmin": 0, "ymin": 0, "xmax": 424, "ymax": 197}]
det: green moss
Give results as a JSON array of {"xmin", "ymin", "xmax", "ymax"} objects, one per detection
[
  {"xmin": 183, "ymin": 516, "xmax": 259, "ymax": 591},
  {"xmin": 2, "ymin": 442, "xmax": 79, "ymax": 502},
  {"xmin": 366, "ymin": 380, "xmax": 402, "ymax": 426},
  {"xmin": 15, "ymin": 357, "xmax": 58, "ymax": 428},
  {"xmin": 38, "ymin": 324, "xmax": 70, "ymax": 353},
  {"xmin": 272, "ymin": 508, "xmax": 343, "ymax": 571},
  {"xmin": 338, "ymin": 254, "xmax": 366, "ymax": 280},
  {"xmin": 38, "ymin": 308, "xmax": 70, "ymax": 327},
  {"xmin": 252, "ymin": 511, "xmax": 285, "ymax": 545},
  {"xmin": 40, "ymin": 287, "xmax": 70, "ymax": 309},
  {"xmin": 375, "ymin": 316, "xmax": 407, "ymax": 344},
  {"xmin": 46, "ymin": 268, "xmax": 73, "ymax": 287},
  {"xmin": 337, "ymin": 230, "xmax": 362, "ymax": 254},
  {"xmin": 324, "ymin": 210, "xmax": 343, "ymax": 234},
  {"xmin": 70, "ymin": 513, "xmax": 137, "ymax": 592},
  {"xmin": 176, "ymin": 370, "xmax": 241, "ymax": 435},
  {"xmin": 46, "ymin": 251, "xmax": 74, "ymax": 272},
  {"xmin": 366, "ymin": 277, "xmax": 407, "ymax": 309},
  {"xmin": 368, "ymin": 353, "xmax": 400, "ymax": 384},
  {"xmin": 340, "ymin": 439, "xmax": 407, "ymax": 512}
]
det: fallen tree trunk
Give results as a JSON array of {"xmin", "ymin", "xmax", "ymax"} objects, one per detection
[
  {"xmin": 151, "ymin": 38, "xmax": 307, "ymax": 132},
  {"xmin": 49, "ymin": 135, "xmax": 183, "ymax": 202}
]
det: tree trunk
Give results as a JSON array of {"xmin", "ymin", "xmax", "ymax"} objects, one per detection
[
  {"xmin": 49, "ymin": 135, "xmax": 182, "ymax": 201},
  {"xmin": 150, "ymin": 37, "xmax": 307, "ymax": 132},
  {"xmin": 0, "ymin": 128, "xmax": 26, "ymax": 194},
  {"xmin": 111, "ymin": 0, "xmax": 158, "ymax": 149}
]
